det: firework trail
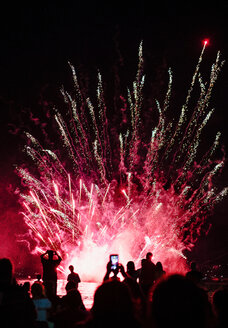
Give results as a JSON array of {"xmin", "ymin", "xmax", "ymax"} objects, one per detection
[{"xmin": 17, "ymin": 42, "xmax": 227, "ymax": 279}]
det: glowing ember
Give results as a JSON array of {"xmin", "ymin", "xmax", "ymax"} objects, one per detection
[
  {"xmin": 17, "ymin": 42, "xmax": 227, "ymax": 281},
  {"xmin": 203, "ymin": 38, "xmax": 209, "ymax": 46}
]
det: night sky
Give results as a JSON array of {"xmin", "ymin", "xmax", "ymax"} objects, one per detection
[{"xmin": 0, "ymin": 2, "xmax": 228, "ymax": 275}]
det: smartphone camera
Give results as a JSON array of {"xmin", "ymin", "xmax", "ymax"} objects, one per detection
[{"xmin": 110, "ymin": 254, "xmax": 119, "ymax": 271}]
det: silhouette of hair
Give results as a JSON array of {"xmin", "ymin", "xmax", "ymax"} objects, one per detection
[
  {"xmin": 65, "ymin": 280, "xmax": 77, "ymax": 292},
  {"xmin": 146, "ymin": 252, "xmax": 153, "ymax": 259},
  {"xmin": 156, "ymin": 262, "xmax": 163, "ymax": 270},
  {"xmin": 46, "ymin": 250, "xmax": 54, "ymax": 260},
  {"xmin": 47, "ymin": 250, "xmax": 54, "ymax": 255},
  {"xmin": 31, "ymin": 282, "xmax": 45, "ymax": 299},
  {"xmin": 23, "ymin": 281, "xmax": 31, "ymax": 293},
  {"xmin": 213, "ymin": 288, "xmax": 228, "ymax": 311},
  {"xmin": 36, "ymin": 274, "xmax": 42, "ymax": 280},
  {"xmin": 63, "ymin": 289, "xmax": 83, "ymax": 308},
  {"xmin": 149, "ymin": 274, "xmax": 214, "ymax": 328},
  {"xmin": 92, "ymin": 280, "xmax": 133, "ymax": 316},
  {"xmin": 69, "ymin": 265, "xmax": 74, "ymax": 271},
  {"xmin": 212, "ymin": 288, "xmax": 228, "ymax": 327},
  {"xmin": 141, "ymin": 258, "xmax": 146, "ymax": 266},
  {"xmin": 127, "ymin": 261, "xmax": 135, "ymax": 271}
]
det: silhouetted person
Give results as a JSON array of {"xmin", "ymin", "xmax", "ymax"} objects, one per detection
[
  {"xmin": 138, "ymin": 258, "xmax": 146, "ymax": 284},
  {"xmin": 212, "ymin": 287, "xmax": 228, "ymax": 328},
  {"xmin": 123, "ymin": 277, "xmax": 144, "ymax": 325},
  {"xmin": 65, "ymin": 280, "xmax": 78, "ymax": 293},
  {"xmin": 154, "ymin": 261, "xmax": 166, "ymax": 281},
  {"xmin": 41, "ymin": 250, "xmax": 62, "ymax": 296},
  {"xmin": 186, "ymin": 261, "xmax": 203, "ymax": 286},
  {"xmin": 31, "ymin": 282, "xmax": 52, "ymax": 328},
  {"xmin": 77, "ymin": 279, "xmax": 141, "ymax": 328},
  {"xmin": 139, "ymin": 252, "xmax": 156, "ymax": 297},
  {"xmin": 67, "ymin": 265, "xmax": 81, "ymax": 289},
  {"xmin": 148, "ymin": 274, "xmax": 215, "ymax": 328},
  {"xmin": 0, "ymin": 258, "xmax": 36, "ymax": 328},
  {"xmin": 126, "ymin": 261, "xmax": 139, "ymax": 281},
  {"xmin": 22, "ymin": 281, "xmax": 31, "ymax": 296},
  {"xmin": 50, "ymin": 288, "xmax": 88, "ymax": 328},
  {"xmin": 62, "ymin": 280, "xmax": 86, "ymax": 311}
]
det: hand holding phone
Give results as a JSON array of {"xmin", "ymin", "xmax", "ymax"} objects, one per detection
[{"xmin": 110, "ymin": 254, "xmax": 119, "ymax": 271}]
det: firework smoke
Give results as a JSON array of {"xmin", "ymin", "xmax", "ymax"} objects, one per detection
[{"xmin": 17, "ymin": 42, "xmax": 227, "ymax": 280}]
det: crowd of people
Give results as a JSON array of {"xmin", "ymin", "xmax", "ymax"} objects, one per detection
[{"xmin": 0, "ymin": 250, "xmax": 227, "ymax": 328}]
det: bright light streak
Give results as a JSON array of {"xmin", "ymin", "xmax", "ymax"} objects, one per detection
[{"xmin": 203, "ymin": 38, "xmax": 209, "ymax": 46}]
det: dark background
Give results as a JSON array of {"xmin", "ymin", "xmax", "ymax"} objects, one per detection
[{"xmin": 0, "ymin": 1, "xmax": 227, "ymax": 275}]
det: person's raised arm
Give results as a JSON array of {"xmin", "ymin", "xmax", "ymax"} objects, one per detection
[
  {"xmin": 119, "ymin": 264, "xmax": 127, "ymax": 278},
  {"xmin": 103, "ymin": 261, "xmax": 112, "ymax": 281},
  {"xmin": 53, "ymin": 251, "xmax": 62, "ymax": 262},
  {"xmin": 57, "ymin": 254, "xmax": 62, "ymax": 262},
  {"xmin": 40, "ymin": 251, "xmax": 48, "ymax": 259}
]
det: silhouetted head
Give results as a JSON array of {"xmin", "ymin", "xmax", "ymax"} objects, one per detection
[
  {"xmin": 63, "ymin": 289, "xmax": 83, "ymax": 308},
  {"xmin": 0, "ymin": 258, "xmax": 14, "ymax": 285},
  {"xmin": 36, "ymin": 274, "xmax": 42, "ymax": 281},
  {"xmin": 141, "ymin": 258, "xmax": 146, "ymax": 267},
  {"xmin": 65, "ymin": 280, "xmax": 77, "ymax": 293},
  {"xmin": 92, "ymin": 280, "xmax": 133, "ymax": 318},
  {"xmin": 146, "ymin": 252, "xmax": 153, "ymax": 261},
  {"xmin": 212, "ymin": 288, "xmax": 228, "ymax": 319},
  {"xmin": 31, "ymin": 282, "xmax": 45, "ymax": 299},
  {"xmin": 23, "ymin": 281, "xmax": 31, "ymax": 293},
  {"xmin": 156, "ymin": 261, "xmax": 163, "ymax": 271},
  {"xmin": 47, "ymin": 250, "xmax": 54, "ymax": 259},
  {"xmin": 127, "ymin": 261, "xmax": 135, "ymax": 272},
  {"xmin": 149, "ymin": 274, "xmax": 214, "ymax": 328},
  {"xmin": 69, "ymin": 265, "xmax": 74, "ymax": 272}
]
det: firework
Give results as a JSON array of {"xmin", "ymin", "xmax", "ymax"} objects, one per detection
[{"xmin": 17, "ymin": 42, "xmax": 227, "ymax": 280}]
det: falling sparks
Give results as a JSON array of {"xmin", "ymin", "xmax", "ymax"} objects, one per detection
[{"xmin": 17, "ymin": 42, "xmax": 227, "ymax": 279}]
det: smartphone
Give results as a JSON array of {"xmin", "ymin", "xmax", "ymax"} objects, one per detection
[{"xmin": 110, "ymin": 254, "xmax": 119, "ymax": 270}]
